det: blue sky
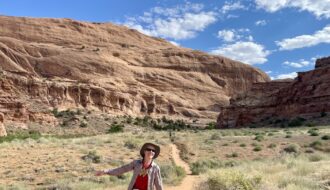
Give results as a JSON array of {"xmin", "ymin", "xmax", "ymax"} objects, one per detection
[{"xmin": 1, "ymin": 0, "xmax": 329, "ymax": 80}]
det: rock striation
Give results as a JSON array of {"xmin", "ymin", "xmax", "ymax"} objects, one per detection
[
  {"xmin": 0, "ymin": 15, "xmax": 269, "ymax": 126},
  {"xmin": 217, "ymin": 56, "xmax": 330, "ymax": 128}
]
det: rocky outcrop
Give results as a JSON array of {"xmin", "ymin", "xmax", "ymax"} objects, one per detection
[
  {"xmin": 0, "ymin": 15, "xmax": 269, "ymax": 125},
  {"xmin": 0, "ymin": 112, "xmax": 7, "ymax": 136},
  {"xmin": 217, "ymin": 57, "xmax": 330, "ymax": 128}
]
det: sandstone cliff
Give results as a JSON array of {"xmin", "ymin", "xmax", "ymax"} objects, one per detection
[
  {"xmin": 0, "ymin": 15, "xmax": 269, "ymax": 126},
  {"xmin": 217, "ymin": 56, "xmax": 330, "ymax": 128}
]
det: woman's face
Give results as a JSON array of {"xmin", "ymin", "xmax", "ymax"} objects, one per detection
[{"xmin": 144, "ymin": 146, "xmax": 156, "ymax": 159}]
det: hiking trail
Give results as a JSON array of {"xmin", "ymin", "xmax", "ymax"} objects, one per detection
[{"xmin": 166, "ymin": 144, "xmax": 201, "ymax": 190}]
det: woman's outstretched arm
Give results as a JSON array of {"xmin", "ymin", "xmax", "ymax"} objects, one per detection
[{"xmin": 95, "ymin": 160, "xmax": 135, "ymax": 176}]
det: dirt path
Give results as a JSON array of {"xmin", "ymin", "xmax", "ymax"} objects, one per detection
[{"xmin": 165, "ymin": 144, "xmax": 201, "ymax": 190}]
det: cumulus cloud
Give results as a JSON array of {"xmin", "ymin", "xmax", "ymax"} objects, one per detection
[
  {"xmin": 221, "ymin": 1, "xmax": 246, "ymax": 14},
  {"xmin": 255, "ymin": 0, "xmax": 330, "ymax": 19},
  {"xmin": 217, "ymin": 30, "xmax": 235, "ymax": 42},
  {"xmin": 276, "ymin": 25, "xmax": 330, "ymax": 50},
  {"xmin": 124, "ymin": 2, "xmax": 217, "ymax": 40},
  {"xmin": 255, "ymin": 20, "xmax": 267, "ymax": 26},
  {"xmin": 283, "ymin": 59, "xmax": 311, "ymax": 68},
  {"xmin": 273, "ymin": 72, "xmax": 297, "ymax": 79},
  {"xmin": 217, "ymin": 28, "xmax": 253, "ymax": 42},
  {"xmin": 210, "ymin": 41, "xmax": 270, "ymax": 64}
]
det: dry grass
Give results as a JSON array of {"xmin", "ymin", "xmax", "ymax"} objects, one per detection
[{"xmin": 0, "ymin": 125, "xmax": 329, "ymax": 189}]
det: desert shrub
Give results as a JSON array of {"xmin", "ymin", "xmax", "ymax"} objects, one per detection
[
  {"xmin": 125, "ymin": 116, "xmax": 133, "ymax": 124},
  {"xmin": 268, "ymin": 143, "xmax": 276, "ymax": 149},
  {"xmin": 124, "ymin": 139, "xmax": 139, "ymax": 149},
  {"xmin": 53, "ymin": 109, "xmax": 76, "ymax": 118},
  {"xmin": 81, "ymin": 151, "xmax": 101, "ymax": 163},
  {"xmin": 253, "ymin": 146, "xmax": 262, "ymax": 152},
  {"xmin": 283, "ymin": 144, "xmax": 300, "ymax": 154},
  {"xmin": 321, "ymin": 135, "xmax": 330, "ymax": 140},
  {"xmin": 226, "ymin": 152, "xmax": 239, "ymax": 158},
  {"xmin": 285, "ymin": 134, "xmax": 292, "ymax": 138},
  {"xmin": 107, "ymin": 124, "xmax": 124, "ymax": 133},
  {"xmin": 80, "ymin": 121, "xmax": 88, "ymax": 128},
  {"xmin": 160, "ymin": 164, "xmax": 186, "ymax": 185},
  {"xmin": 307, "ymin": 128, "xmax": 319, "ymax": 136},
  {"xmin": 203, "ymin": 170, "xmax": 261, "ymax": 190},
  {"xmin": 288, "ymin": 117, "xmax": 305, "ymax": 127},
  {"xmin": 254, "ymin": 135, "xmax": 264, "ymax": 142},
  {"xmin": 309, "ymin": 141, "xmax": 323, "ymax": 150},
  {"xmin": 306, "ymin": 122, "xmax": 315, "ymax": 127},
  {"xmin": 240, "ymin": 143, "xmax": 246, "ymax": 147},
  {"xmin": 191, "ymin": 160, "xmax": 219, "ymax": 175},
  {"xmin": 308, "ymin": 154, "xmax": 323, "ymax": 162},
  {"xmin": 205, "ymin": 122, "xmax": 216, "ymax": 130},
  {"xmin": 0, "ymin": 130, "xmax": 42, "ymax": 143},
  {"xmin": 267, "ymin": 132, "xmax": 274, "ymax": 136},
  {"xmin": 210, "ymin": 133, "xmax": 221, "ymax": 140},
  {"xmin": 310, "ymin": 131, "xmax": 319, "ymax": 136}
]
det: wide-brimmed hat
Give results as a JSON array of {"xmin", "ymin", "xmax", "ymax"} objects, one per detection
[{"xmin": 140, "ymin": 142, "xmax": 160, "ymax": 159}]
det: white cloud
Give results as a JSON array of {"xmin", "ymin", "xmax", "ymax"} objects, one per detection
[
  {"xmin": 255, "ymin": 20, "xmax": 267, "ymax": 26},
  {"xmin": 273, "ymin": 72, "xmax": 297, "ymax": 79},
  {"xmin": 217, "ymin": 30, "xmax": 235, "ymax": 42},
  {"xmin": 283, "ymin": 59, "xmax": 311, "ymax": 68},
  {"xmin": 210, "ymin": 41, "xmax": 270, "ymax": 64},
  {"xmin": 266, "ymin": 71, "xmax": 272, "ymax": 74},
  {"xmin": 221, "ymin": 1, "xmax": 246, "ymax": 14},
  {"xmin": 217, "ymin": 28, "xmax": 253, "ymax": 42},
  {"xmin": 124, "ymin": 3, "xmax": 217, "ymax": 40},
  {"xmin": 255, "ymin": 0, "xmax": 330, "ymax": 19},
  {"xmin": 276, "ymin": 25, "xmax": 330, "ymax": 50}
]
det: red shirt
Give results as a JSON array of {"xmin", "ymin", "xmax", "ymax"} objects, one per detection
[{"xmin": 133, "ymin": 164, "xmax": 151, "ymax": 190}]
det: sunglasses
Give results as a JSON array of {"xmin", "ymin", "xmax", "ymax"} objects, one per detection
[{"xmin": 145, "ymin": 148, "xmax": 156, "ymax": 152}]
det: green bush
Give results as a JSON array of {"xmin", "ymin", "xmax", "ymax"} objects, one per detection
[
  {"xmin": 81, "ymin": 151, "xmax": 101, "ymax": 163},
  {"xmin": 80, "ymin": 121, "xmax": 88, "ymax": 128},
  {"xmin": 254, "ymin": 135, "xmax": 264, "ymax": 142},
  {"xmin": 107, "ymin": 124, "xmax": 124, "ymax": 133},
  {"xmin": 310, "ymin": 141, "xmax": 322, "ymax": 150},
  {"xmin": 124, "ymin": 140, "xmax": 139, "ymax": 149},
  {"xmin": 253, "ymin": 146, "xmax": 262, "ymax": 152},
  {"xmin": 191, "ymin": 160, "xmax": 221, "ymax": 175},
  {"xmin": 240, "ymin": 143, "xmax": 246, "ymax": 147},
  {"xmin": 204, "ymin": 170, "xmax": 261, "ymax": 190},
  {"xmin": 205, "ymin": 122, "xmax": 216, "ymax": 130},
  {"xmin": 226, "ymin": 152, "xmax": 239, "ymax": 158},
  {"xmin": 283, "ymin": 144, "xmax": 300, "ymax": 154},
  {"xmin": 210, "ymin": 133, "xmax": 221, "ymax": 140},
  {"xmin": 0, "ymin": 131, "xmax": 42, "ymax": 143},
  {"xmin": 285, "ymin": 134, "xmax": 292, "ymax": 138},
  {"xmin": 288, "ymin": 117, "xmax": 305, "ymax": 127},
  {"xmin": 268, "ymin": 143, "xmax": 276, "ymax": 148},
  {"xmin": 160, "ymin": 164, "xmax": 186, "ymax": 185},
  {"xmin": 321, "ymin": 135, "xmax": 330, "ymax": 140}
]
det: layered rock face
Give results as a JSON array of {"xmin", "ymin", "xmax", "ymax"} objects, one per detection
[
  {"xmin": 0, "ymin": 15, "xmax": 269, "ymax": 125},
  {"xmin": 217, "ymin": 56, "xmax": 330, "ymax": 128}
]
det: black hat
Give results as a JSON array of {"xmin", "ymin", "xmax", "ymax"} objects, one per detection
[{"xmin": 140, "ymin": 142, "xmax": 160, "ymax": 159}]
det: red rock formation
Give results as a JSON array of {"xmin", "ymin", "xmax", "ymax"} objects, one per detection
[
  {"xmin": 0, "ymin": 112, "xmax": 7, "ymax": 136},
  {"xmin": 0, "ymin": 15, "xmax": 269, "ymax": 126},
  {"xmin": 217, "ymin": 56, "xmax": 330, "ymax": 128}
]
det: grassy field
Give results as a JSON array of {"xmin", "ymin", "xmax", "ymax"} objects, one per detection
[{"xmin": 0, "ymin": 115, "xmax": 329, "ymax": 190}]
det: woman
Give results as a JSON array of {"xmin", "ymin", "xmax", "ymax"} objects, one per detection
[{"xmin": 95, "ymin": 142, "xmax": 163, "ymax": 190}]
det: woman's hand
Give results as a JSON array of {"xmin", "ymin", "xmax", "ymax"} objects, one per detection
[{"xmin": 95, "ymin": 170, "xmax": 106, "ymax": 176}]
